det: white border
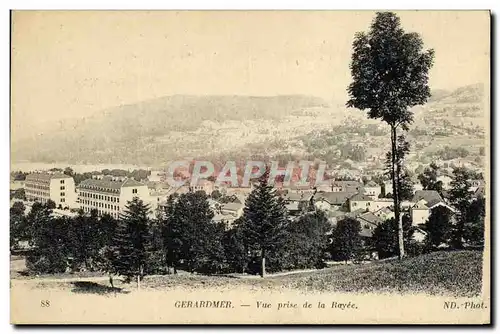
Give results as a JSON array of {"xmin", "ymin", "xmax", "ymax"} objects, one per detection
[{"xmin": 2, "ymin": 1, "xmax": 498, "ymax": 333}]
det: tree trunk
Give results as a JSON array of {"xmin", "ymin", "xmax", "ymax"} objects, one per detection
[
  {"xmin": 391, "ymin": 125, "xmax": 405, "ymax": 259},
  {"xmin": 261, "ymin": 249, "xmax": 266, "ymax": 278},
  {"xmin": 137, "ymin": 265, "xmax": 144, "ymax": 290},
  {"xmin": 109, "ymin": 274, "xmax": 114, "ymax": 289}
]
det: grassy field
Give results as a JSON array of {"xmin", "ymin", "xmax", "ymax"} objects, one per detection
[{"xmin": 11, "ymin": 250, "xmax": 483, "ymax": 297}]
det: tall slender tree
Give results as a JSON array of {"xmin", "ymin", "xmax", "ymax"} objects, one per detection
[
  {"xmin": 238, "ymin": 170, "xmax": 288, "ymax": 277},
  {"xmin": 162, "ymin": 195, "xmax": 183, "ymax": 274},
  {"xmin": 347, "ymin": 12, "xmax": 434, "ymax": 258},
  {"xmin": 385, "ymin": 134, "xmax": 414, "ymax": 201},
  {"xmin": 108, "ymin": 198, "xmax": 151, "ymax": 289}
]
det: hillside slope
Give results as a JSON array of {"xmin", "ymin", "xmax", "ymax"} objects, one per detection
[{"xmin": 11, "ymin": 95, "xmax": 329, "ymax": 164}]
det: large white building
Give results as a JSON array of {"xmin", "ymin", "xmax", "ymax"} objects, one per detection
[
  {"xmin": 77, "ymin": 176, "xmax": 151, "ymax": 219},
  {"xmin": 24, "ymin": 172, "xmax": 77, "ymax": 209}
]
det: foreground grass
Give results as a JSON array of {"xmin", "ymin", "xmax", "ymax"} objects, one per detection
[
  {"xmin": 14, "ymin": 250, "xmax": 483, "ymax": 297},
  {"xmin": 279, "ymin": 250, "xmax": 483, "ymax": 297}
]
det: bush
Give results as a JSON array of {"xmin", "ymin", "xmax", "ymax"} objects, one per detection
[
  {"xmin": 405, "ymin": 241, "xmax": 426, "ymax": 257},
  {"xmin": 26, "ymin": 254, "xmax": 68, "ymax": 274}
]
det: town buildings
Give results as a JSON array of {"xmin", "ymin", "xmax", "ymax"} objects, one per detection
[
  {"xmin": 77, "ymin": 175, "xmax": 150, "ymax": 219},
  {"xmin": 24, "ymin": 172, "xmax": 77, "ymax": 209}
]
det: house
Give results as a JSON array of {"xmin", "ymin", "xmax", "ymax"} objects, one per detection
[
  {"xmin": 363, "ymin": 181, "xmax": 382, "ymax": 199},
  {"xmin": 25, "ymin": 172, "xmax": 77, "ymax": 209},
  {"xmin": 212, "ymin": 213, "xmax": 237, "ymax": 229},
  {"xmin": 412, "ymin": 190, "xmax": 444, "ymax": 206},
  {"xmin": 347, "ymin": 193, "xmax": 373, "ymax": 212},
  {"xmin": 383, "ymin": 181, "xmax": 393, "ymax": 196},
  {"xmin": 437, "ymin": 175, "xmax": 453, "ymax": 189},
  {"xmin": 347, "ymin": 211, "xmax": 384, "ymax": 239},
  {"xmin": 77, "ymin": 176, "xmax": 150, "ymax": 219},
  {"xmin": 10, "ymin": 178, "xmax": 25, "ymax": 191},
  {"xmin": 331, "ymin": 180, "xmax": 363, "ymax": 193},
  {"xmin": 285, "ymin": 201, "xmax": 302, "ymax": 217},
  {"xmin": 409, "ymin": 191, "xmax": 455, "ymax": 226},
  {"xmin": 220, "ymin": 202, "xmax": 244, "ymax": 218},
  {"xmin": 473, "ymin": 185, "xmax": 485, "ymax": 199},
  {"xmin": 148, "ymin": 170, "xmax": 166, "ymax": 183},
  {"xmin": 469, "ymin": 179, "xmax": 485, "ymax": 193},
  {"xmin": 413, "ymin": 182, "xmax": 424, "ymax": 192},
  {"xmin": 348, "ymin": 193, "xmax": 393, "ymax": 213},
  {"xmin": 314, "ymin": 191, "xmax": 357, "ymax": 211},
  {"xmin": 189, "ymin": 179, "xmax": 214, "ymax": 195},
  {"xmin": 374, "ymin": 206, "xmax": 394, "ymax": 221}
]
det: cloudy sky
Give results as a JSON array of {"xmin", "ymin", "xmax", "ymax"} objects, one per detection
[{"xmin": 11, "ymin": 10, "xmax": 489, "ymax": 140}]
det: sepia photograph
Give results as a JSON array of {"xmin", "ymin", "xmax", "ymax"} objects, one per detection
[{"xmin": 9, "ymin": 10, "xmax": 490, "ymax": 324}]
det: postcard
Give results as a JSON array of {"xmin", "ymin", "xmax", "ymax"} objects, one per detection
[{"xmin": 10, "ymin": 10, "xmax": 490, "ymax": 324}]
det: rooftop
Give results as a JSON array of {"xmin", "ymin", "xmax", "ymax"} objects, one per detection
[
  {"xmin": 315, "ymin": 191, "xmax": 357, "ymax": 205},
  {"xmin": 365, "ymin": 181, "xmax": 379, "ymax": 187},
  {"xmin": 412, "ymin": 190, "xmax": 444, "ymax": 206},
  {"xmin": 349, "ymin": 193, "xmax": 373, "ymax": 201},
  {"xmin": 26, "ymin": 172, "xmax": 72, "ymax": 181},
  {"xmin": 78, "ymin": 176, "xmax": 146, "ymax": 193}
]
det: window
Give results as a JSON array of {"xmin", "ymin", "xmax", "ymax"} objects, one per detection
[
  {"xmin": 60, "ymin": 192, "xmax": 65, "ymax": 196},
  {"xmin": 132, "ymin": 188, "xmax": 138, "ymax": 194},
  {"xmin": 60, "ymin": 186, "xmax": 65, "ymax": 190},
  {"xmin": 61, "ymin": 198, "xmax": 65, "ymax": 203},
  {"xmin": 60, "ymin": 180, "xmax": 65, "ymax": 184}
]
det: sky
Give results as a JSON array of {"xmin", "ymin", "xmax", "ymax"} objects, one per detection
[{"xmin": 11, "ymin": 10, "xmax": 490, "ymax": 141}]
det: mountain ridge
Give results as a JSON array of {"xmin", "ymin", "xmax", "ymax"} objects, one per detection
[{"xmin": 11, "ymin": 83, "xmax": 485, "ymax": 165}]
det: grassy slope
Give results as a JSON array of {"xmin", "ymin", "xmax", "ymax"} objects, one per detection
[
  {"xmin": 280, "ymin": 250, "xmax": 483, "ymax": 297},
  {"xmin": 19, "ymin": 250, "xmax": 483, "ymax": 297}
]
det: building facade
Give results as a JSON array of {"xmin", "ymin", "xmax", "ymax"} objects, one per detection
[
  {"xmin": 77, "ymin": 176, "xmax": 150, "ymax": 219},
  {"xmin": 25, "ymin": 172, "xmax": 77, "ymax": 209}
]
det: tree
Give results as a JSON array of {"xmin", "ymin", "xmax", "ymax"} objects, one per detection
[
  {"xmin": 418, "ymin": 162, "xmax": 443, "ymax": 193},
  {"xmin": 64, "ymin": 167, "xmax": 74, "ymax": 177},
  {"xmin": 448, "ymin": 167, "xmax": 473, "ymax": 249},
  {"xmin": 372, "ymin": 215, "xmax": 414, "ymax": 259},
  {"xmin": 286, "ymin": 210, "xmax": 332, "ymax": 269},
  {"xmin": 67, "ymin": 209, "xmax": 102, "ymax": 271},
  {"xmin": 398, "ymin": 168, "xmax": 415, "ymax": 201},
  {"xmin": 162, "ymin": 195, "xmax": 183, "ymax": 274},
  {"xmin": 330, "ymin": 218, "xmax": 362, "ymax": 263},
  {"xmin": 464, "ymin": 197, "xmax": 485, "ymax": 247},
  {"xmin": 162, "ymin": 192, "xmax": 223, "ymax": 274},
  {"xmin": 11, "ymin": 188, "xmax": 26, "ymax": 201},
  {"xmin": 25, "ymin": 203, "xmax": 70, "ymax": 273},
  {"xmin": 46, "ymin": 199, "xmax": 56, "ymax": 210},
  {"xmin": 347, "ymin": 12, "xmax": 434, "ymax": 258},
  {"xmin": 239, "ymin": 170, "xmax": 289, "ymax": 277},
  {"xmin": 425, "ymin": 206, "xmax": 453, "ymax": 248},
  {"xmin": 222, "ymin": 224, "xmax": 248, "ymax": 274},
  {"xmin": 147, "ymin": 214, "xmax": 166, "ymax": 275},
  {"xmin": 211, "ymin": 189, "xmax": 222, "ymax": 200},
  {"xmin": 108, "ymin": 198, "xmax": 151, "ymax": 289},
  {"xmin": 385, "ymin": 135, "xmax": 414, "ymax": 201},
  {"xmin": 96, "ymin": 213, "xmax": 119, "ymax": 284},
  {"xmin": 10, "ymin": 201, "xmax": 26, "ymax": 250}
]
